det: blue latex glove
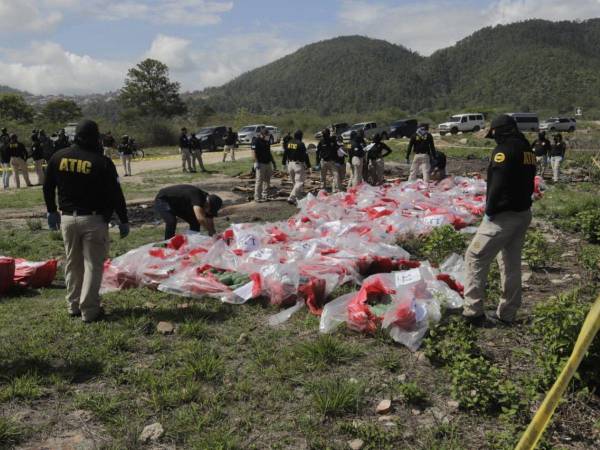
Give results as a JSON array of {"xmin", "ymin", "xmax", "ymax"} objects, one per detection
[
  {"xmin": 47, "ymin": 212, "xmax": 60, "ymax": 230},
  {"xmin": 314, "ymin": 164, "xmax": 321, "ymax": 171},
  {"xmin": 119, "ymin": 223, "xmax": 130, "ymax": 239}
]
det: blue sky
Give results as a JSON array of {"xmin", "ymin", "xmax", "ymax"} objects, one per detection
[{"xmin": 0, "ymin": 0, "xmax": 598, "ymax": 95}]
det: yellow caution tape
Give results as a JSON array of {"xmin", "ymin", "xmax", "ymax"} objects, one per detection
[{"xmin": 515, "ymin": 294, "xmax": 600, "ymax": 450}]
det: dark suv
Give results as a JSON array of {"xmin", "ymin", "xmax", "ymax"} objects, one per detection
[
  {"xmin": 389, "ymin": 119, "xmax": 418, "ymax": 138},
  {"xmin": 195, "ymin": 126, "xmax": 228, "ymax": 151}
]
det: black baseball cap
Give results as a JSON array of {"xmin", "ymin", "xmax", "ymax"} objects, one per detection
[
  {"xmin": 485, "ymin": 114, "xmax": 516, "ymax": 138},
  {"xmin": 206, "ymin": 194, "xmax": 223, "ymax": 218}
]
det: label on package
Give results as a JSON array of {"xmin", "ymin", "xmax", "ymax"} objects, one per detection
[{"xmin": 395, "ymin": 269, "xmax": 421, "ymax": 286}]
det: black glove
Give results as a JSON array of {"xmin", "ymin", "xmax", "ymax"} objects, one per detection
[
  {"xmin": 119, "ymin": 223, "xmax": 130, "ymax": 239},
  {"xmin": 47, "ymin": 212, "xmax": 60, "ymax": 230}
]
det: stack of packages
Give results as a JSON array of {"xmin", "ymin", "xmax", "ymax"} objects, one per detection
[{"xmin": 101, "ymin": 177, "xmax": 487, "ymax": 349}]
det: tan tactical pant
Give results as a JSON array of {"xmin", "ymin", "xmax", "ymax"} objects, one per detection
[
  {"xmin": 1, "ymin": 162, "xmax": 10, "ymax": 189},
  {"xmin": 536, "ymin": 156, "xmax": 547, "ymax": 177},
  {"xmin": 121, "ymin": 154, "xmax": 132, "ymax": 176},
  {"xmin": 61, "ymin": 214, "xmax": 109, "ymax": 321},
  {"xmin": 34, "ymin": 159, "xmax": 45, "ymax": 185},
  {"xmin": 287, "ymin": 161, "xmax": 306, "ymax": 200},
  {"xmin": 255, "ymin": 163, "xmax": 273, "ymax": 201},
  {"xmin": 351, "ymin": 156, "xmax": 364, "ymax": 187},
  {"xmin": 408, "ymin": 154, "xmax": 430, "ymax": 183},
  {"xmin": 370, "ymin": 158, "xmax": 385, "ymax": 185},
  {"xmin": 223, "ymin": 145, "xmax": 235, "ymax": 162},
  {"xmin": 10, "ymin": 157, "xmax": 31, "ymax": 188},
  {"xmin": 321, "ymin": 160, "xmax": 342, "ymax": 193},
  {"xmin": 192, "ymin": 150, "xmax": 205, "ymax": 171},
  {"xmin": 550, "ymin": 156, "xmax": 562, "ymax": 182},
  {"xmin": 181, "ymin": 148, "xmax": 193, "ymax": 171},
  {"xmin": 463, "ymin": 210, "xmax": 532, "ymax": 322}
]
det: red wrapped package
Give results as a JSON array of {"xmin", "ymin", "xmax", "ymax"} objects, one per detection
[
  {"xmin": 0, "ymin": 257, "xmax": 15, "ymax": 295},
  {"xmin": 14, "ymin": 258, "xmax": 58, "ymax": 288}
]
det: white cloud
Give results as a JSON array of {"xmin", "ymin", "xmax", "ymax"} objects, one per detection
[
  {"xmin": 145, "ymin": 35, "xmax": 194, "ymax": 72},
  {"xmin": 0, "ymin": 0, "xmax": 63, "ymax": 31},
  {"xmin": 338, "ymin": 0, "xmax": 600, "ymax": 55}
]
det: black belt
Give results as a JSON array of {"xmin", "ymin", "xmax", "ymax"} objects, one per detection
[{"xmin": 61, "ymin": 209, "xmax": 99, "ymax": 216}]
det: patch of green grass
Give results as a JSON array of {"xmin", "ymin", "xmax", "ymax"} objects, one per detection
[
  {"xmin": 339, "ymin": 421, "xmax": 406, "ymax": 450},
  {"xmin": 0, "ymin": 372, "xmax": 44, "ymax": 402},
  {"xmin": 523, "ymin": 229, "xmax": 556, "ymax": 270},
  {"xmin": 309, "ymin": 377, "xmax": 364, "ymax": 417},
  {"xmin": 0, "ymin": 417, "xmax": 26, "ymax": 448},
  {"xmin": 294, "ymin": 335, "xmax": 361, "ymax": 368},
  {"xmin": 394, "ymin": 381, "xmax": 429, "ymax": 406}
]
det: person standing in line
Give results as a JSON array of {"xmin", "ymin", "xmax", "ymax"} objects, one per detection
[
  {"xmin": 531, "ymin": 131, "xmax": 550, "ymax": 177},
  {"xmin": 118, "ymin": 135, "xmax": 133, "ymax": 176},
  {"xmin": 31, "ymin": 133, "xmax": 45, "ymax": 185},
  {"xmin": 252, "ymin": 127, "xmax": 276, "ymax": 203},
  {"xmin": 282, "ymin": 129, "xmax": 311, "ymax": 205},
  {"xmin": 223, "ymin": 127, "xmax": 238, "ymax": 162},
  {"xmin": 179, "ymin": 127, "xmax": 194, "ymax": 173},
  {"xmin": 54, "ymin": 129, "xmax": 70, "ymax": 153},
  {"xmin": 347, "ymin": 131, "xmax": 365, "ymax": 187},
  {"xmin": 367, "ymin": 133, "xmax": 392, "ymax": 185},
  {"xmin": 39, "ymin": 130, "xmax": 54, "ymax": 163},
  {"xmin": 317, "ymin": 128, "xmax": 341, "ymax": 192},
  {"xmin": 8, "ymin": 134, "xmax": 32, "ymax": 188},
  {"xmin": 43, "ymin": 119, "xmax": 129, "ymax": 323},
  {"xmin": 549, "ymin": 134, "xmax": 566, "ymax": 183},
  {"xmin": 103, "ymin": 131, "xmax": 116, "ymax": 158},
  {"xmin": 1, "ymin": 128, "xmax": 10, "ymax": 189},
  {"xmin": 462, "ymin": 115, "xmax": 536, "ymax": 326},
  {"xmin": 154, "ymin": 185, "xmax": 223, "ymax": 240},
  {"xmin": 406, "ymin": 124, "xmax": 435, "ymax": 183},
  {"xmin": 190, "ymin": 133, "xmax": 207, "ymax": 172}
]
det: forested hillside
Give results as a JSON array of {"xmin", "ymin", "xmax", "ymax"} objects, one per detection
[{"xmin": 203, "ymin": 19, "xmax": 600, "ymax": 114}]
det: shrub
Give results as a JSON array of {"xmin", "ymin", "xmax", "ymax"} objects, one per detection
[
  {"xmin": 579, "ymin": 245, "xmax": 600, "ymax": 279},
  {"xmin": 421, "ymin": 225, "xmax": 466, "ymax": 265},
  {"xmin": 310, "ymin": 378, "xmax": 364, "ymax": 417},
  {"xmin": 522, "ymin": 229, "xmax": 555, "ymax": 270},
  {"xmin": 394, "ymin": 381, "xmax": 429, "ymax": 406},
  {"xmin": 25, "ymin": 219, "xmax": 42, "ymax": 232},
  {"xmin": 572, "ymin": 210, "xmax": 600, "ymax": 243}
]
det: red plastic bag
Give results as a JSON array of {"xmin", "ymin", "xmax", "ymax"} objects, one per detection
[
  {"xmin": 0, "ymin": 257, "xmax": 15, "ymax": 295},
  {"xmin": 347, "ymin": 275, "xmax": 396, "ymax": 334},
  {"xmin": 14, "ymin": 259, "xmax": 58, "ymax": 288}
]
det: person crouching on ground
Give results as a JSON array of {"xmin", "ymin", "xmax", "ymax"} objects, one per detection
[
  {"xmin": 154, "ymin": 185, "xmax": 222, "ymax": 240},
  {"xmin": 429, "ymin": 149, "xmax": 447, "ymax": 182},
  {"xmin": 462, "ymin": 114, "xmax": 535, "ymax": 327},
  {"xmin": 252, "ymin": 127, "xmax": 276, "ymax": 203},
  {"xmin": 282, "ymin": 129, "xmax": 311, "ymax": 205}
]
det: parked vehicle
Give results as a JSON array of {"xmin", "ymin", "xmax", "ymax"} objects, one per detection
[
  {"xmin": 194, "ymin": 126, "xmax": 228, "ymax": 151},
  {"xmin": 540, "ymin": 117, "xmax": 576, "ymax": 133},
  {"xmin": 266, "ymin": 126, "xmax": 281, "ymax": 144},
  {"xmin": 314, "ymin": 123, "xmax": 350, "ymax": 139},
  {"xmin": 438, "ymin": 113, "xmax": 485, "ymax": 136},
  {"xmin": 238, "ymin": 124, "xmax": 266, "ymax": 145},
  {"xmin": 506, "ymin": 113, "xmax": 539, "ymax": 132},
  {"xmin": 389, "ymin": 119, "xmax": 418, "ymax": 138},
  {"xmin": 341, "ymin": 122, "xmax": 389, "ymax": 141}
]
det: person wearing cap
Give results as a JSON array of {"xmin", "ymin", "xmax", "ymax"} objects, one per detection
[
  {"xmin": 251, "ymin": 127, "xmax": 276, "ymax": 202},
  {"xmin": 154, "ymin": 185, "xmax": 222, "ymax": 240},
  {"xmin": 317, "ymin": 128, "xmax": 342, "ymax": 192},
  {"xmin": 190, "ymin": 133, "xmax": 207, "ymax": 172},
  {"xmin": 223, "ymin": 127, "xmax": 238, "ymax": 162},
  {"xmin": 44, "ymin": 119, "xmax": 129, "ymax": 323},
  {"xmin": 549, "ymin": 134, "xmax": 566, "ymax": 183},
  {"xmin": 179, "ymin": 127, "xmax": 194, "ymax": 173},
  {"xmin": 118, "ymin": 135, "xmax": 133, "ymax": 176},
  {"xmin": 282, "ymin": 129, "xmax": 311, "ymax": 205},
  {"xmin": 531, "ymin": 131, "xmax": 550, "ymax": 177},
  {"xmin": 462, "ymin": 114, "xmax": 536, "ymax": 326},
  {"xmin": 54, "ymin": 129, "xmax": 70, "ymax": 153},
  {"xmin": 406, "ymin": 124, "xmax": 435, "ymax": 183},
  {"xmin": 7, "ymin": 134, "xmax": 32, "ymax": 188},
  {"xmin": 367, "ymin": 133, "xmax": 392, "ymax": 185},
  {"xmin": 1, "ymin": 128, "xmax": 10, "ymax": 189},
  {"xmin": 346, "ymin": 131, "xmax": 365, "ymax": 187},
  {"xmin": 103, "ymin": 131, "xmax": 116, "ymax": 158},
  {"xmin": 31, "ymin": 133, "xmax": 45, "ymax": 185}
]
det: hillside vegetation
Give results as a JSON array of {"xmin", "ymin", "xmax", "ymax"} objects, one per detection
[{"xmin": 202, "ymin": 19, "xmax": 600, "ymax": 115}]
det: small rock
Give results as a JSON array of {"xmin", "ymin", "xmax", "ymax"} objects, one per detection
[
  {"xmin": 349, "ymin": 377, "xmax": 359, "ymax": 384},
  {"xmin": 459, "ymin": 138, "xmax": 468, "ymax": 144},
  {"xmin": 177, "ymin": 303, "xmax": 190, "ymax": 309},
  {"xmin": 140, "ymin": 422, "xmax": 164, "ymax": 442},
  {"xmin": 376, "ymin": 399, "xmax": 392, "ymax": 414},
  {"xmin": 414, "ymin": 351, "xmax": 427, "ymax": 362},
  {"xmin": 411, "ymin": 408, "xmax": 421, "ymax": 416},
  {"xmin": 447, "ymin": 400, "xmax": 460, "ymax": 410},
  {"xmin": 561, "ymin": 252, "xmax": 575, "ymax": 258},
  {"xmin": 348, "ymin": 438, "xmax": 364, "ymax": 450},
  {"xmin": 236, "ymin": 333, "xmax": 248, "ymax": 344},
  {"xmin": 550, "ymin": 278, "xmax": 567, "ymax": 285},
  {"xmin": 144, "ymin": 302, "xmax": 156, "ymax": 309},
  {"xmin": 377, "ymin": 415, "xmax": 396, "ymax": 422},
  {"xmin": 156, "ymin": 321, "xmax": 175, "ymax": 335},
  {"xmin": 573, "ymin": 273, "xmax": 581, "ymax": 280},
  {"xmin": 397, "ymin": 373, "xmax": 407, "ymax": 382},
  {"xmin": 522, "ymin": 272, "xmax": 532, "ymax": 283},
  {"xmin": 429, "ymin": 407, "xmax": 448, "ymax": 423}
]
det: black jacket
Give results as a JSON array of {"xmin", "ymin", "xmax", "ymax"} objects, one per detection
[
  {"xmin": 406, "ymin": 132, "xmax": 435, "ymax": 159},
  {"xmin": 486, "ymin": 133, "xmax": 535, "ymax": 217},
  {"xmin": 251, "ymin": 137, "xmax": 274, "ymax": 165},
  {"xmin": 368, "ymin": 141, "xmax": 392, "ymax": 160},
  {"xmin": 346, "ymin": 139, "xmax": 365, "ymax": 159},
  {"xmin": 31, "ymin": 141, "xmax": 44, "ymax": 161},
  {"xmin": 282, "ymin": 139, "xmax": 310, "ymax": 167},
  {"xmin": 7, "ymin": 142, "xmax": 28, "ymax": 160},
  {"xmin": 179, "ymin": 134, "xmax": 190, "ymax": 149},
  {"xmin": 532, "ymin": 138, "xmax": 551, "ymax": 157},
  {"xmin": 316, "ymin": 136, "xmax": 338, "ymax": 164},
  {"xmin": 43, "ymin": 144, "xmax": 128, "ymax": 223},
  {"xmin": 118, "ymin": 143, "xmax": 133, "ymax": 155},
  {"xmin": 0, "ymin": 134, "xmax": 11, "ymax": 163},
  {"xmin": 54, "ymin": 135, "xmax": 69, "ymax": 152},
  {"xmin": 550, "ymin": 142, "xmax": 566, "ymax": 158},
  {"xmin": 225, "ymin": 131, "xmax": 237, "ymax": 146}
]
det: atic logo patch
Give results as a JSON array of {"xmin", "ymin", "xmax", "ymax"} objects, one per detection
[{"xmin": 494, "ymin": 152, "xmax": 506, "ymax": 163}]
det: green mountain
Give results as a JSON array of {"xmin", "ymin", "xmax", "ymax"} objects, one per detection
[{"xmin": 203, "ymin": 19, "xmax": 600, "ymax": 114}]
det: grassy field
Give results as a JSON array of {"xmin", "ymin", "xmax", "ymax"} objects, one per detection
[{"xmin": 1, "ymin": 151, "xmax": 600, "ymax": 449}]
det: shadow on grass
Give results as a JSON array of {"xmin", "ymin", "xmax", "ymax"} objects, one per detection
[
  {"xmin": 107, "ymin": 302, "xmax": 236, "ymax": 324},
  {"xmin": 0, "ymin": 356, "xmax": 104, "ymax": 383}
]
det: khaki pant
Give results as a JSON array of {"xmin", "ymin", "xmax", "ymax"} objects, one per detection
[
  {"xmin": 370, "ymin": 158, "xmax": 385, "ymax": 185},
  {"xmin": 463, "ymin": 210, "xmax": 532, "ymax": 322},
  {"xmin": 321, "ymin": 160, "xmax": 342, "ymax": 193},
  {"xmin": 408, "ymin": 154, "xmax": 430, "ymax": 183},
  {"xmin": 10, "ymin": 157, "xmax": 32, "ymax": 188},
  {"xmin": 2, "ymin": 162, "xmax": 11, "ymax": 189},
  {"xmin": 34, "ymin": 159, "xmax": 45, "ymax": 185},
  {"xmin": 121, "ymin": 154, "xmax": 132, "ymax": 176},
  {"xmin": 536, "ymin": 156, "xmax": 547, "ymax": 177},
  {"xmin": 550, "ymin": 156, "xmax": 562, "ymax": 182},
  {"xmin": 61, "ymin": 214, "xmax": 109, "ymax": 321},
  {"xmin": 181, "ymin": 148, "xmax": 193, "ymax": 171},
  {"xmin": 287, "ymin": 161, "xmax": 306, "ymax": 200},
  {"xmin": 350, "ymin": 156, "xmax": 364, "ymax": 187},
  {"xmin": 223, "ymin": 145, "xmax": 235, "ymax": 162},
  {"xmin": 192, "ymin": 150, "xmax": 206, "ymax": 171},
  {"xmin": 255, "ymin": 163, "xmax": 273, "ymax": 201}
]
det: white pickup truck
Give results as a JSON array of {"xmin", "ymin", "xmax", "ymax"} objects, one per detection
[
  {"xmin": 340, "ymin": 122, "xmax": 389, "ymax": 141},
  {"xmin": 438, "ymin": 113, "xmax": 485, "ymax": 136}
]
